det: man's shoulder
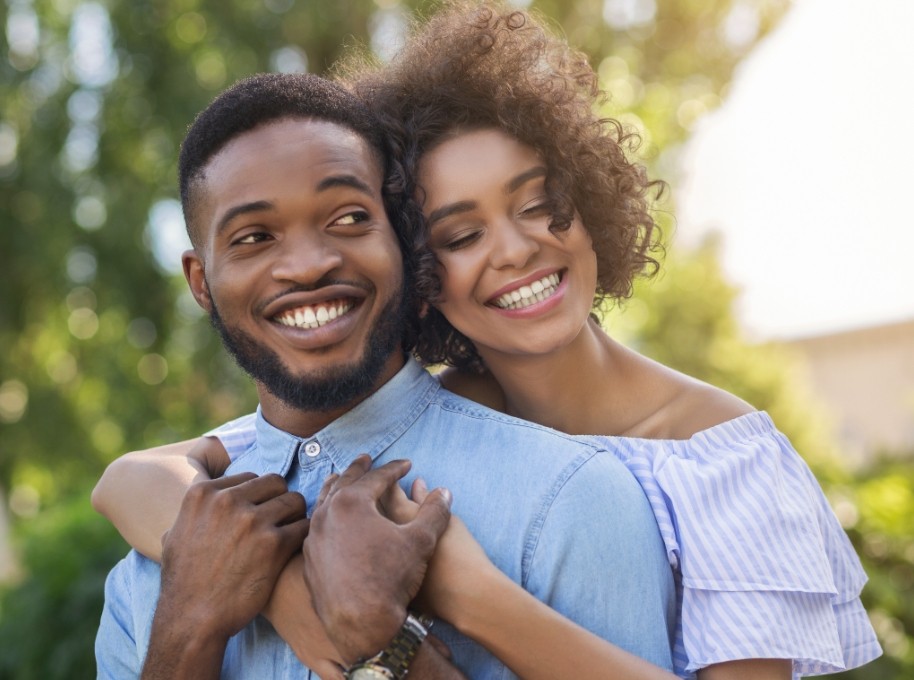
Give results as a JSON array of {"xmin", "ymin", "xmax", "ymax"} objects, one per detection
[
  {"xmin": 107, "ymin": 549, "xmax": 163, "ymax": 592},
  {"xmin": 429, "ymin": 385, "xmax": 604, "ymax": 451}
]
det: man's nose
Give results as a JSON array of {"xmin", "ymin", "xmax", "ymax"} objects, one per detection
[
  {"xmin": 488, "ymin": 218, "xmax": 540, "ymax": 271},
  {"xmin": 271, "ymin": 230, "xmax": 344, "ymax": 285}
]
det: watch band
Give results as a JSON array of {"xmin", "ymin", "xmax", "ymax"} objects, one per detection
[{"xmin": 346, "ymin": 612, "xmax": 432, "ymax": 680}]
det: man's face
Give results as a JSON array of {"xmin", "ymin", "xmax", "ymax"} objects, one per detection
[{"xmin": 183, "ymin": 118, "xmax": 406, "ymax": 415}]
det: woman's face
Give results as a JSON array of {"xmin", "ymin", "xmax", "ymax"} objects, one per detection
[{"xmin": 418, "ymin": 128, "xmax": 598, "ymax": 360}]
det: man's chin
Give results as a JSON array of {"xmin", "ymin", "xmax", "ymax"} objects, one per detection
[{"xmin": 208, "ymin": 291, "xmax": 407, "ymax": 412}]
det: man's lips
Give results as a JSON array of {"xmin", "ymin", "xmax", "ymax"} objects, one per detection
[
  {"xmin": 261, "ymin": 286, "xmax": 368, "ymax": 330},
  {"xmin": 273, "ymin": 298, "xmax": 355, "ymax": 330}
]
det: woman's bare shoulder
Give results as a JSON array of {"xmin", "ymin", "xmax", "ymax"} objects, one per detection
[
  {"xmin": 661, "ymin": 375, "xmax": 755, "ymax": 440},
  {"xmin": 437, "ymin": 367, "xmax": 507, "ymax": 412},
  {"xmin": 620, "ymin": 350, "xmax": 755, "ymax": 440}
]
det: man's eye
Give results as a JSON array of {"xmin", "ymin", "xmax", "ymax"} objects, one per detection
[
  {"xmin": 333, "ymin": 211, "xmax": 370, "ymax": 226},
  {"xmin": 234, "ymin": 232, "xmax": 270, "ymax": 245}
]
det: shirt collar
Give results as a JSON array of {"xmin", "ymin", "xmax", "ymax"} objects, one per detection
[{"xmin": 252, "ymin": 358, "xmax": 440, "ymax": 475}]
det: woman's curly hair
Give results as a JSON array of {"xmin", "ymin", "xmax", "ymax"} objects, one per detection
[{"xmin": 337, "ymin": 0, "xmax": 663, "ymax": 373}]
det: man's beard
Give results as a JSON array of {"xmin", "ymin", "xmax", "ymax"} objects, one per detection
[{"xmin": 209, "ymin": 287, "xmax": 407, "ymax": 412}]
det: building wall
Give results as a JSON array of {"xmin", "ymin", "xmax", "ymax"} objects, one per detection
[{"xmin": 787, "ymin": 318, "xmax": 914, "ymax": 459}]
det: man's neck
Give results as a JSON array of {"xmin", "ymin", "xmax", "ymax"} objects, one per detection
[{"xmin": 255, "ymin": 353, "xmax": 407, "ymax": 439}]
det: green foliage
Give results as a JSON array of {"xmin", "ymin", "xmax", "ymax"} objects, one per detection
[
  {"xmin": 818, "ymin": 456, "xmax": 914, "ymax": 679},
  {"xmin": 0, "ymin": 490, "xmax": 126, "ymax": 679}
]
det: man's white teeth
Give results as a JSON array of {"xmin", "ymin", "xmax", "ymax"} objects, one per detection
[
  {"xmin": 276, "ymin": 301, "xmax": 352, "ymax": 329},
  {"xmin": 494, "ymin": 273, "xmax": 561, "ymax": 310}
]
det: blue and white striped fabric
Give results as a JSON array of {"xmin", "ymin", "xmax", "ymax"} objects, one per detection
[
  {"xmin": 207, "ymin": 409, "xmax": 881, "ymax": 678},
  {"xmin": 591, "ymin": 411, "xmax": 881, "ymax": 678}
]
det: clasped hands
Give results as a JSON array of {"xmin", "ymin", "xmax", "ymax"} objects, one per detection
[{"xmin": 156, "ymin": 455, "xmax": 454, "ymax": 677}]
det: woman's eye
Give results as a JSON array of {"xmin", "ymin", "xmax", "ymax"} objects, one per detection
[
  {"xmin": 443, "ymin": 230, "xmax": 482, "ymax": 251},
  {"xmin": 520, "ymin": 200, "xmax": 552, "ymax": 217}
]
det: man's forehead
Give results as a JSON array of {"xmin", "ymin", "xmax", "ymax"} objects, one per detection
[{"xmin": 208, "ymin": 117, "xmax": 381, "ymax": 177}]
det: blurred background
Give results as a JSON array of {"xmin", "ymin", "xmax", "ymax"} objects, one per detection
[{"xmin": 1, "ymin": 0, "xmax": 911, "ymax": 677}]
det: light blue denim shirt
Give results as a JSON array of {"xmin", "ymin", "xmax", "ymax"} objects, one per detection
[{"xmin": 97, "ymin": 358, "xmax": 675, "ymax": 679}]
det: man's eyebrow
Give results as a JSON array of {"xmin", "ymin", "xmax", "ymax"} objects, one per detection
[
  {"xmin": 216, "ymin": 200, "xmax": 274, "ymax": 236},
  {"xmin": 506, "ymin": 166, "xmax": 548, "ymax": 194},
  {"xmin": 316, "ymin": 174, "xmax": 376, "ymax": 197},
  {"xmin": 426, "ymin": 201, "xmax": 476, "ymax": 228}
]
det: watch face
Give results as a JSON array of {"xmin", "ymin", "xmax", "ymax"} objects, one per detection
[{"xmin": 348, "ymin": 666, "xmax": 395, "ymax": 680}]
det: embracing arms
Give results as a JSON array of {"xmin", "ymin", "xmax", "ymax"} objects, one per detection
[{"xmin": 93, "ymin": 436, "xmax": 790, "ymax": 680}]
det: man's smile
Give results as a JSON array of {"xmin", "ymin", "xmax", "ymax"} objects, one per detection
[{"xmin": 274, "ymin": 298, "xmax": 356, "ymax": 330}]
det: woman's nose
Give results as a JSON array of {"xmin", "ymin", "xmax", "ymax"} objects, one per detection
[{"xmin": 488, "ymin": 218, "xmax": 539, "ymax": 271}]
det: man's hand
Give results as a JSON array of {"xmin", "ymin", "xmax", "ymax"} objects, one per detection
[
  {"xmin": 302, "ymin": 455, "xmax": 452, "ymax": 665},
  {"xmin": 142, "ymin": 473, "xmax": 308, "ymax": 679}
]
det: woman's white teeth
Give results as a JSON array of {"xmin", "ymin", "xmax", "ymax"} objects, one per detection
[
  {"xmin": 494, "ymin": 273, "xmax": 561, "ymax": 310},
  {"xmin": 277, "ymin": 301, "xmax": 352, "ymax": 329}
]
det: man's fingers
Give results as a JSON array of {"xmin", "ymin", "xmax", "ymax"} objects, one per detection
[
  {"xmin": 277, "ymin": 517, "xmax": 310, "ymax": 551},
  {"xmin": 316, "ymin": 472, "xmax": 340, "ymax": 508},
  {"xmin": 206, "ymin": 471, "xmax": 258, "ymax": 490},
  {"xmin": 330, "ymin": 457, "xmax": 412, "ymax": 501},
  {"xmin": 199, "ymin": 472, "xmax": 289, "ymax": 505},
  {"xmin": 328, "ymin": 454, "xmax": 373, "ymax": 491},
  {"xmin": 260, "ymin": 490, "xmax": 308, "ymax": 525},
  {"xmin": 228, "ymin": 473, "xmax": 292, "ymax": 504}
]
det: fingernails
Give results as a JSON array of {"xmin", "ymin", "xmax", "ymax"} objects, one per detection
[
  {"xmin": 440, "ymin": 487, "xmax": 453, "ymax": 507},
  {"xmin": 416, "ymin": 477, "xmax": 428, "ymax": 494}
]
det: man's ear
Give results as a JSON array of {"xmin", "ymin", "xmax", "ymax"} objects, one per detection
[{"xmin": 182, "ymin": 249, "xmax": 213, "ymax": 312}]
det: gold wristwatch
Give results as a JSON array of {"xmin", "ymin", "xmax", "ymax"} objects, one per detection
[{"xmin": 345, "ymin": 613, "xmax": 432, "ymax": 680}]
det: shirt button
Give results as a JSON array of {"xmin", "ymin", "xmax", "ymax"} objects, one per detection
[{"xmin": 304, "ymin": 441, "xmax": 321, "ymax": 457}]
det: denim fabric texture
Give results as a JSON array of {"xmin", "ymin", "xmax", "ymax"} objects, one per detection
[{"xmin": 96, "ymin": 358, "xmax": 675, "ymax": 679}]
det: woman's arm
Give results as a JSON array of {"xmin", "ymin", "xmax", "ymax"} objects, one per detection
[
  {"xmin": 92, "ymin": 436, "xmax": 346, "ymax": 676},
  {"xmin": 396, "ymin": 481, "xmax": 675, "ymax": 680},
  {"xmin": 91, "ymin": 437, "xmax": 230, "ymax": 560},
  {"xmin": 406, "ymin": 481, "xmax": 790, "ymax": 680},
  {"xmin": 699, "ymin": 660, "xmax": 791, "ymax": 680}
]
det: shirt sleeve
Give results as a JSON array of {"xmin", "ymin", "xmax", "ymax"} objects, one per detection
[
  {"xmin": 629, "ymin": 411, "xmax": 882, "ymax": 676},
  {"xmin": 523, "ymin": 448, "xmax": 677, "ymax": 672},
  {"xmin": 204, "ymin": 412, "xmax": 257, "ymax": 462},
  {"xmin": 95, "ymin": 555, "xmax": 144, "ymax": 679}
]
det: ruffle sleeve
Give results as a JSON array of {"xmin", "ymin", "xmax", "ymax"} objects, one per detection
[
  {"xmin": 603, "ymin": 411, "xmax": 881, "ymax": 678},
  {"xmin": 204, "ymin": 411, "xmax": 257, "ymax": 461}
]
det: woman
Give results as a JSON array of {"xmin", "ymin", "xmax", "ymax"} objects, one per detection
[{"xmin": 93, "ymin": 2, "xmax": 880, "ymax": 678}]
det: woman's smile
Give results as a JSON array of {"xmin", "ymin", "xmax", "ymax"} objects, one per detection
[{"xmin": 419, "ymin": 128, "xmax": 597, "ymax": 358}]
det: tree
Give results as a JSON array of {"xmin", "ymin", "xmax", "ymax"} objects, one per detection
[{"xmin": 8, "ymin": 1, "xmax": 909, "ymax": 678}]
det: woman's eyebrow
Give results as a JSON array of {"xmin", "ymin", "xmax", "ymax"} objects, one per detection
[
  {"xmin": 427, "ymin": 200, "xmax": 476, "ymax": 228},
  {"xmin": 505, "ymin": 166, "xmax": 547, "ymax": 194}
]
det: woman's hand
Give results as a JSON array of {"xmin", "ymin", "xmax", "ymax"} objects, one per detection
[
  {"xmin": 262, "ymin": 555, "xmax": 346, "ymax": 679},
  {"xmin": 384, "ymin": 478, "xmax": 499, "ymax": 624}
]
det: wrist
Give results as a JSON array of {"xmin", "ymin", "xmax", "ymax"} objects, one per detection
[
  {"xmin": 444, "ymin": 565, "xmax": 510, "ymax": 638},
  {"xmin": 332, "ymin": 599, "xmax": 408, "ymax": 665},
  {"xmin": 345, "ymin": 612, "xmax": 432, "ymax": 680},
  {"xmin": 144, "ymin": 604, "xmax": 230, "ymax": 680}
]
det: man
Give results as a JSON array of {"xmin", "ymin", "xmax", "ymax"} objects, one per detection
[{"xmin": 96, "ymin": 73, "xmax": 675, "ymax": 678}]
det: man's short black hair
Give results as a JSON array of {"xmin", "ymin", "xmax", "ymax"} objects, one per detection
[{"xmin": 178, "ymin": 72, "xmax": 387, "ymax": 246}]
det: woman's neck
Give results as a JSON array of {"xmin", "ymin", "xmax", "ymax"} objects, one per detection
[{"xmin": 477, "ymin": 318, "xmax": 637, "ymax": 435}]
